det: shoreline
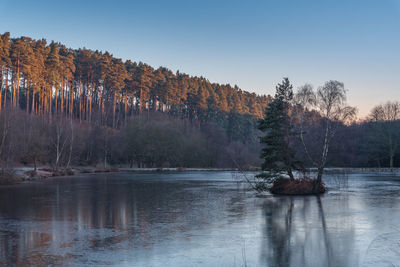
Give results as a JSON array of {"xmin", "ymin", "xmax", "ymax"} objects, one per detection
[
  {"xmin": 1, "ymin": 166, "xmax": 400, "ymax": 186},
  {"xmin": 0, "ymin": 166, "xmax": 243, "ymax": 185}
]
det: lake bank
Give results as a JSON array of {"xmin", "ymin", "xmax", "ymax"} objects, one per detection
[
  {"xmin": 0, "ymin": 166, "xmax": 243, "ymax": 185},
  {"xmin": 1, "ymin": 166, "xmax": 399, "ymax": 185}
]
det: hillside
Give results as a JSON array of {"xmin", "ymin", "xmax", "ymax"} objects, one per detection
[{"xmin": 0, "ymin": 32, "xmax": 271, "ymax": 128}]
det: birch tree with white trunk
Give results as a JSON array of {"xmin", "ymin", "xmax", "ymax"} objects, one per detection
[
  {"xmin": 50, "ymin": 116, "xmax": 70, "ymax": 171},
  {"xmin": 295, "ymin": 81, "xmax": 357, "ymax": 192}
]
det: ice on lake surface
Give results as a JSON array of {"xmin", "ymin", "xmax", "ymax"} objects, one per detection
[{"xmin": 1, "ymin": 171, "xmax": 400, "ymax": 266}]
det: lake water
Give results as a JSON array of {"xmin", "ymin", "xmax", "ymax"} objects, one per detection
[{"xmin": 0, "ymin": 171, "xmax": 400, "ymax": 266}]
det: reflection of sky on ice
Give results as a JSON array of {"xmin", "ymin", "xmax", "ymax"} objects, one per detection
[{"xmin": 1, "ymin": 172, "xmax": 400, "ymax": 266}]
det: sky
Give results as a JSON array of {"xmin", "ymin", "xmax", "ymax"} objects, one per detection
[{"xmin": 0, "ymin": 0, "xmax": 399, "ymax": 117}]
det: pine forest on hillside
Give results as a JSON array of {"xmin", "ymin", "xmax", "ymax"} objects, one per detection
[{"xmin": 0, "ymin": 32, "xmax": 271, "ymax": 126}]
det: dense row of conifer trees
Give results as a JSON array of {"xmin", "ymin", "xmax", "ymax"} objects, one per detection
[{"xmin": 0, "ymin": 32, "xmax": 271, "ymax": 128}]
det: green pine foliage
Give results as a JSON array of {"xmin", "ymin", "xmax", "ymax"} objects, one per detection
[{"xmin": 257, "ymin": 78, "xmax": 301, "ymax": 184}]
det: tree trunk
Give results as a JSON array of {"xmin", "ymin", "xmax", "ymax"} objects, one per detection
[
  {"xmin": 26, "ymin": 82, "xmax": 29, "ymax": 114},
  {"xmin": 66, "ymin": 118, "xmax": 73, "ymax": 169},
  {"xmin": 39, "ymin": 87, "xmax": 42, "ymax": 115},
  {"xmin": 112, "ymin": 92, "xmax": 116, "ymax": 128},
  {"xmin": 124, "ymin": 93, "xmax": 128, "ymax": 124},
  {"xmin": 287, "ymin": 169, "xmax": 294, "ymax": 180},
  {"xmin": 69, "ymin": 84, "xmax": 73, "ymax": 118},
  {"xmin": 389, "ymin": 135, "xmax": 394, "ymax": 168},
  {"xmin": 86, "ymin": 83, "xmax": 89, "ymax": 120},
  {"xmin": 11, "ymin": 76, "xmax": 14, "ymax": 108},
  {"xmin": 55, "ymin": 86, "xmax": 58, "ymax": 114},
  {"xmin": 4, "ymin": 68, "xmax": 8, "ymax": 109},
  {"xmin": 315, "ymin": 167, "xmax": 323, "ymax": 188},
  {"xmin": 16, "ymin": 59, "xmax": 20, "ymax": 108},
  {"xmin": 0, "ymin": 67, "xmax": 2, "ymax": 112},
  {"xmin": 0, "ymin": 65, "xmax": 2, "ymax": 112},
  {"xmin": 32, "ymin": 92, "xmax": 35, "ymax": 115},
  {"xmin": 79, "ymin": 84, "xmax": 82, "ymax": 123},
  {"xmin": 139, "ymin": 88, "xmax": 143, "ymax": 115},
  {"xmin": 390, "ymin": 152, "xmax": 394, "ymax": 169},
  {"xmin": 61, "ymin": 81, "xmax": 64, "ymax": 115},
  {"xmin": 89, "ymin": 84, "xmax": 93, "ymax": 123},
  {"xmin": 49, "ymin": 91, "xmax": 52, "ymax": 120},
  {"xmin": 104, "ymin": 138, "xmax": 108, "ymax": 169},
  {"xmin": 313, "ymin": 119, "xmax": 331, "ymax": 193}
]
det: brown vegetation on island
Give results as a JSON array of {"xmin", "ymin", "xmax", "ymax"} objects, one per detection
[{"xmin": 269, "ymin": 178, "xmax": 326, "ymax": 195}]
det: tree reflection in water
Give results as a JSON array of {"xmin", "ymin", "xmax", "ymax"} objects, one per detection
[
  {"xmin": 261, "ymin": 194, "xmax": 356, "ymax": 267},
  {"xmin": 261, "ymin": 197, "xmax": 293, "ymax": 267}
]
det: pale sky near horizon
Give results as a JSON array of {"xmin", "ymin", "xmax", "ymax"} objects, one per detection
[{"xmin": 1, "ymin": 0, "xmax": 399, "ymax": 117}]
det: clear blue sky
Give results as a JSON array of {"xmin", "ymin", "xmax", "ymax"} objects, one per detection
[{"xmin": 1, "ymin": 0, "xmax": 399, "ymax": 117}]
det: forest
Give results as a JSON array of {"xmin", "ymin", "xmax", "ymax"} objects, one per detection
[{"xmin": 0, "ymin": 32, "xmax": 399, "ymax": 174}]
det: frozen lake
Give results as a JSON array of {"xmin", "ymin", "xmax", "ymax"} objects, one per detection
[{"xmin": 0, "ymin": 171, "xmax": 400, "ymax": 266}]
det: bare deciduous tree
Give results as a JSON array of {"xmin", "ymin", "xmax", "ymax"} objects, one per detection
[
  {"xmin": 295, "ymin": 81, "xmax": 357, "ymax": 192},
  {"xmin": 50, "ymin": 116, "xmax": 71, "ymax": 171}
]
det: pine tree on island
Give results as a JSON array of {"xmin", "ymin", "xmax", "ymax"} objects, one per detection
[{"xmin": 256, "ymin": 78, "xmax": 303, "ymax": 191}]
